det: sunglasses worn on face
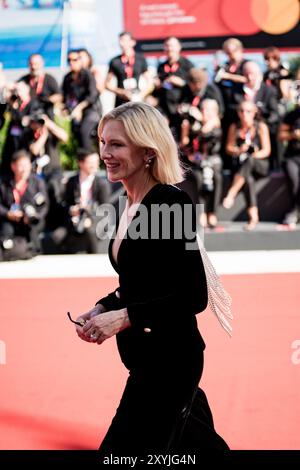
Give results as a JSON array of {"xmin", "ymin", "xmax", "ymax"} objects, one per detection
[{"xmin": 67, "ymin": 311, "xmax": 86, "ymax": 326}]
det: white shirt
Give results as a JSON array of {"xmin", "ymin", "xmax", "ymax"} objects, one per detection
[{"xmin": 79, "ymin": 173, "xmax": 95, "ymax": 208}]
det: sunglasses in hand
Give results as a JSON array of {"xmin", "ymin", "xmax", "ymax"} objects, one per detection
[{"xmin": 67, "ymin": 311, "xmax": 86, "ymax": 327}]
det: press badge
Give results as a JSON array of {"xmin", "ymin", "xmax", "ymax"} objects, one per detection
[
  {"xmin": 10, "ymin": 125, "xmax": 22, "ymax": 137},
  {"xmin": 123, "ymin": 78, "xmax": 138, "ymax": 90}
]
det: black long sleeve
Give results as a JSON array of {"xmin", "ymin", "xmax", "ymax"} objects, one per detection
[{"xmin": 97, "ymin": 185, "xmax": 207, "ymax": 331}]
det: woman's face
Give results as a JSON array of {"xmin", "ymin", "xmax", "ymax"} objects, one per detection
[
  {"xmin": 238, "ymin": 104, "xmax": 256, "ymax": 126},
  {"xmin": 224, "ymin": 44, "xmax": 242, "ymax": 63},
  {"xmin": 265, "ymin": 56, "xmax": 279, "ymax": 71},
  {"xmin": 99, "ymin": 120, "xmax": 145, "ymax": 183}
]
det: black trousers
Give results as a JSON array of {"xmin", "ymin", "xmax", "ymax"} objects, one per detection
[
  {"xmin": 98, "ymin": 353, "xmax": 229, "ymax": 459},
  {"xmin": 192, "ymin": 157, "xmax": 223, "ymax": 214},
  {"xmin": 72, "ymin": 111, "xmax": 99, "ymax": 151},
  {"xmin": 237, "ymin": 157, "xmax": 269, "ymax": 207},
  {"xmin": 0, "ymin": 219, "xmax": 42, "ymax": 252},
  {"xmin": 284, "ymin": 156, "xmax": 300, "ymax": 211},
  {"xmin": 53, "ymin": 223, "xmax": 101, "ymax": 254}
]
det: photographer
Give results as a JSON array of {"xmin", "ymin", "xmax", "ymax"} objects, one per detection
[
  {"xmin": 105, "ymin": 32, "xmax": 152, "ymax": 108},
  {"xmin": 263, "ymin": 47, "xmax": 292, "ymax": 103},
  {"xmin": 62, "ymin": 50, "xmax": 101, "ymax": 151},
  {"xmin": 213, "ymin": 38, "xmax": 249, "ymax": 169},
  {"xmin": 0, "ymin": 150, "xmax": 49, "ymax": 259},
  {"xmin": 56, "ymin": 150, "xmax": 110, "ymax": 253},
  {"xmin": 179, "ymin": 68, "xmax": 224, "ymax": 149},
  {"xmin": 1, "ymin": 81, "xmax": 40, "ymax": 175},
  {"xmin": 19, "ymin": 53, "xmax": 61, "ymax": 119},
  {"xmin": 22, "ymin": 110, "xmax": 68, "ymax": 180},
  {"xmin": 153, "ymin": 37, "xmax": 194, "ymax": 141},
  {"xmin": 182, "ymin": 99, "xmax": 223, "ymax": 229},
  {"xmin": 232, "ymin": 61, "xmax": 280, "ymax": 170},
  {"xmin": 222, "ymin": 101, "xmax": 270, "ymax": 230},
  {"xmin": 278, "ymin": 89, "xmax": 300, "ymax": 227}
]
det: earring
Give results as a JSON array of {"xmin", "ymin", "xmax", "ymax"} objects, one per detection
[{"xmin": 145, "ymin": 158, "xmax": 153, "ymax": 169}]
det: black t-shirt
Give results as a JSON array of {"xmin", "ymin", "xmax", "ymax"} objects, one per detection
[
  {"xmin": 283, "ymin": 107, "xmax": 300, "ymax": 157},
  {"xmin": 19, "ymin": 73, "xmax": 59, "ymax": 118},
  {"xmin": 62, "ymin": 69, "xmax": 100, "ymax": 115},
  {"xmin": 108, "ymin": 52, "xmax": 148, "ymax": 107},
  {"xmin": 180, "ymin": 83, "xmax": 224, "ymax": 116},
  {"xmin": 6, "ymin": 98, "xmax": 40, "ymax": 146},
  {"xmin": 156, "ymin": 56, "xmax": 194, "ymax": 117},
  {"xmin": 263, "ymin": 65, "xmax": 291, "ymax": 100},
  {"xmin": 215, "ymin": 58, "xmax": 249, "ymax": 110},
  {"xmin": 197, "ymin": 127, "xmax": 222, "ymax": 158}
]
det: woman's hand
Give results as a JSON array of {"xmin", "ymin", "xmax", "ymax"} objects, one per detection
[
  {"xmin": 81, "ymin": 308, "xmax": 131, "ymax": 345},
  {"xmin": 75, "ymin": 304, "xmax": 106, "ymax": 342}
]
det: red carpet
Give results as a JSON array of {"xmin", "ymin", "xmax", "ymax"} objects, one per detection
[{"xmin": 1, "ymin": 274, "xmax": 300, "ymax": 449}]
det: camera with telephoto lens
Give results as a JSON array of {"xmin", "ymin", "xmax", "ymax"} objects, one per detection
[
  {"xmin": 247, "ymin": 144, "xmax": 255, "ymax": 154},
  {"xmin": 22, "ymin": 203, "xmax": 39, "ymax": 223},
  {"xmin": 237, "ymin": 136, "xmax": 255, "ymax": 155},
  {"xmin": 29, "ymin": 109, "xmax": 45, "ymax": 125},
  {"xmin": 10, "ymin": 93, "xmax": 19, "ymax": 102},
  {"xmin": 178, "ymin": 103, "xmax": 192, "ymax": 118},
  {"xmin": 22, "ymin": 192, "xmax": 45, "ymax": 224},
  {"xmin": 72, "ymin": 208, "xmax": 91, "ymax": 234},
  {"xmin": 9, "ymin": 88, "xmax": 20, "ymax": 104},
  {"xmin": 201, "ymin": 161, "xmax": 214, "ymax": 192},
  {"xmin": 267, "ymin": 70, "xmax": 282, "ymax": 82}
]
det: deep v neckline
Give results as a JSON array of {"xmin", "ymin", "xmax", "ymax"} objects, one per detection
[
  {"xmin": 111, "ymin": 199, "xmax": 137, "ymax": 267},
  {"xmin": 109, "ymin": 183, "xmax": 161, "ymax": 270}
]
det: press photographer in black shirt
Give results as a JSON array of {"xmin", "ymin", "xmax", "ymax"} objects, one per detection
[
  {"xmin": 263, "ymin": 47, "xmax": 291, "ymax": 103},
  {"xmin": 178, "ymin": 68, "xmax": 224, "ymax": 147},
  {"xmin": 279, "ymin": 89, "xmax": 300, "ymax": 227},
  {"xmin": 62, "ymin": 50, "xmax": 101, "ymax": 150},
  {"xmin": 0, "ymin": 150, "xmax": 49, "ymax": 258},
  {"xmin": 19, "ymin": 53, "xmax": 61, "ymax": 119},
  {"xmin": 55, "ymin": 149, "xmax": 110, "ymax": 254},
  {"xmin": 180, "ymin": 99, "xmax": 223, "ymax": 229},
  {"xmin": 0, "ymin": 81, "xmax": 40, "ymax": 175},
  {"xmin": 22, "ymin": 109, "xmax": 68, "ymax": 180},
  {"xmin": 154, "ymin": 36, "xmax": 194, "ymax": 140},
  {"xmin": 105, "ymin": 32, "xmax": 152, "ymax": 108}
]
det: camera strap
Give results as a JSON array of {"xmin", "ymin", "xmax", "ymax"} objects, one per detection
[
  {"xmin": 13, "ymin": 181, "xmax": 28, "ymax": 205},
  {"xmin": 30, "ymin": 74, "xmax": 45, "ymax": 96}
]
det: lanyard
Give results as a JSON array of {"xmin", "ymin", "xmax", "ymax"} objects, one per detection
[
  {"xmin": 239, "ymin": 126, "xmax": 255, "ymax": 143},
  {"xmin": 121, "ymin": 54, "xmax": 135, "ymax": 79},
  {"xmin": 29, "ymin": 74, "xmax": 45, "ymax": 95},
  {"xmin": 13, "ymin": 181, "xmax": 28, "ymax": 205},
  {"xmin": 192, "ymin": 136, "xmax": 199, "ymax": 152},
  {"xmin": 164, "ymin": 62, "xmax": 179, "ymax": 74},
  {"xmin": 191, "ymin": 95, "xmax": 201, "ymax": 107},
  {"xmin": 193, "ymin": 135, "xmax": 208, "ymax": 156},
  {"xmin": 19, "ymin": 98, "xmax": 30, "ymax": 111},
  {"xmin": 34, "ymin": 128, "xmax": 43, "ymax": 140},
  {"xmin": 228, "ymin": 63, "xmax": 237, "ymax": 74}
]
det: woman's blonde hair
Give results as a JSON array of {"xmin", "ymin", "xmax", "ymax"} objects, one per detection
[
  {"xmin": 98, "ymin": 102, "xmax": 184, "ymax": 184},
  {"xmin": 222, "ymin": 37, "xmax": 243, "ymax": 52}
]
